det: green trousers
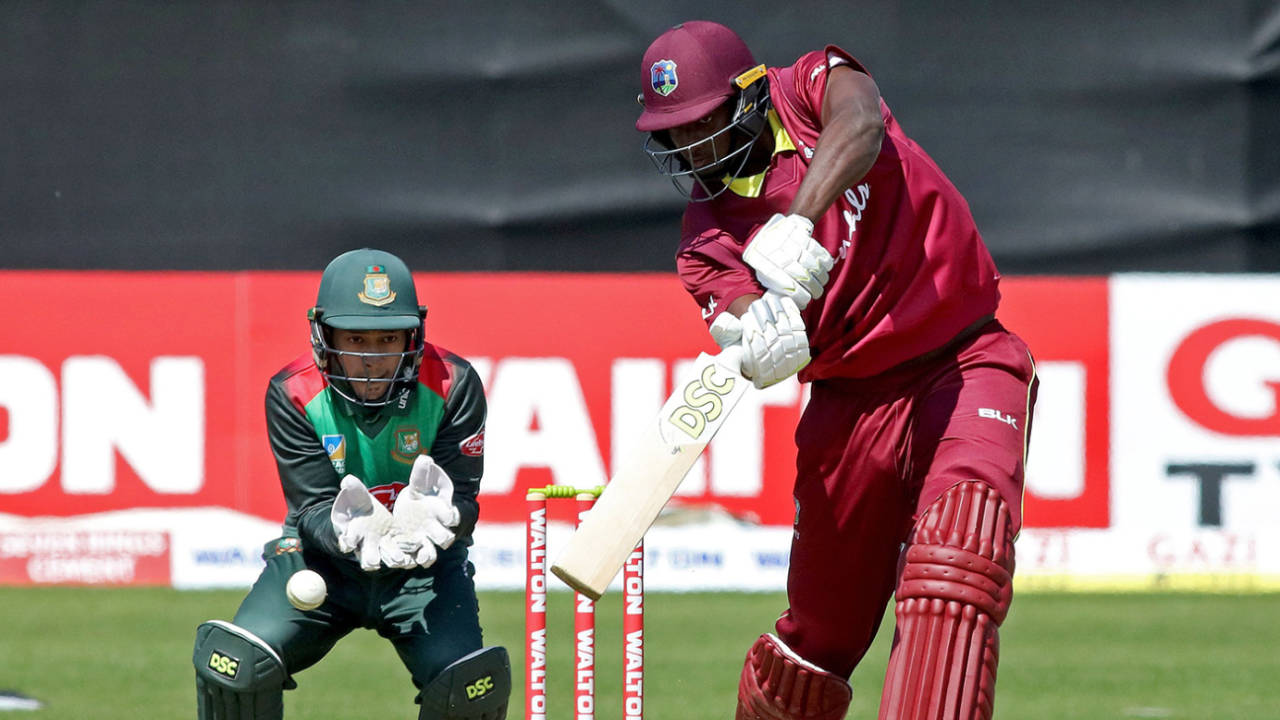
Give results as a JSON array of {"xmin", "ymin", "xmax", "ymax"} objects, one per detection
[{"xmin": 232, "ymin": 538, "xmax": 484, "ymax": 700}]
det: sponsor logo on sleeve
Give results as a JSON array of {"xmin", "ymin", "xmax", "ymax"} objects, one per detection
[
  {"xmin": 460, "ymin": 428, "xmax": 485, "ymax": 457},
  {"xmin": 322, "ymin": 434, "xmax": 347, "ymax": 474}
]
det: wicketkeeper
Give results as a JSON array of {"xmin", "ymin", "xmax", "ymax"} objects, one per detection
[{"xmin": 193, "ymin": 248, "xmax": 510, "ymax": 719}]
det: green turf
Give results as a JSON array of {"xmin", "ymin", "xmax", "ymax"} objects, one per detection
[{"xmin": 0, "ymin": 587, "xmax": 1275, "ymax": 718}]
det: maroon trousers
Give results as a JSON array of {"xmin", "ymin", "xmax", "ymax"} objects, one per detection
[{"xmin": 775, "ymin": 322, "xmax": 1037, "ymax": 678}]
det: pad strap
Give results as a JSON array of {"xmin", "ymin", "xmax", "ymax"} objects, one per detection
[
  {"xmin": 736, "ymin": 633, "xmax": 851, "ymax": 720},
  {"xmin": 878, "ymin": 481, "xmax": 1015, "ymax": 720}
]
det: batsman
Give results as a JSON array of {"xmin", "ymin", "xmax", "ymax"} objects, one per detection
[
  {"xmin": 192, "ymin": 248, "xmax": 510, "ymax": 720},
  {"xmin": 635, "ymin": 22, "xmax": 1039, "ymax": 719}
]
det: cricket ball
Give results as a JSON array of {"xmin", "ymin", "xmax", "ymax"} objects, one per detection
[{"xmin": 286, "ymin": 569, "xmax": 327, "ymax": 611}]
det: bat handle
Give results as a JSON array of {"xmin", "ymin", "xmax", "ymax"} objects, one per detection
[{"xmin": 714, "ymin": 344, "xmax": 744, "ymax": 374}]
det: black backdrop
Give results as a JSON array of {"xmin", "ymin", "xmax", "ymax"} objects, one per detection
[{"xmin": 2, "ymin": 1, "xmax": 1277, "ymax": 273}]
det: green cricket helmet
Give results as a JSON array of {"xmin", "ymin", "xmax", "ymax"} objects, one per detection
[{"xmin": 308, "ymin": 248, "xmax": 428, "ymax": 408}]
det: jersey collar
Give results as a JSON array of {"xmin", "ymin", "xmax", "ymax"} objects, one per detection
[{"xmin": 722, "ymin": 109, "xmax": 795, "ymax": 198}]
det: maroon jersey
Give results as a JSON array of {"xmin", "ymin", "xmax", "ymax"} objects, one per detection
[{"xmin": 676, "ymin": 46, "xmax": 1001, "ymax": 380}]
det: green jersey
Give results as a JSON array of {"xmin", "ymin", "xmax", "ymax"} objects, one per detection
[{"xmin": 264, "ymin": 342, "xmax": 486, "ymax": 566}]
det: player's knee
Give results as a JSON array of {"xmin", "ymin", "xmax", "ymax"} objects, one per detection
[
  {"xmin": 417, "ymin": 646, "xmax": 512, "ymax": 720},
  {"xmin": 193, "ymin": 620, "xmax": 294, "ymax": 720},
  {"xmin": 899, "ymin": 480, "xmax": 1015, "ymax": 624},
  {"xmin": 736, "ymin": 633, "xmax": 851, "ymax": 720}
]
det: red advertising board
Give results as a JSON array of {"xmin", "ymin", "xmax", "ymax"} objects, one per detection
[
  {"xmin": 0, "ymin": 530, "xmax": 171, "ymax": 586},
  {"xmin": 999, "ymin": 278, "xmax": 1110, "ymax": 527},
  {"xmin": 0, "ymin": 271, "xmax": 1105, "ymax": 529}
]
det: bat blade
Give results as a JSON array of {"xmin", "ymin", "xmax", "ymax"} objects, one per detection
[{"xmin": 551, "ymin": 349, "xmax": 749, "ymax": 600}]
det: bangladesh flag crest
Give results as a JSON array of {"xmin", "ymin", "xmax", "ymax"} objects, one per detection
[
  {"xmin": 394, "ymin": 427, "xmax": 421, "ymax": 463},
  {"xmin": 651, "ymin": 59, "xmax": 678, "ymax": 96},
  {"xmin": 358, "ymin": 265, "xmax": 396, "ymax": 307}
]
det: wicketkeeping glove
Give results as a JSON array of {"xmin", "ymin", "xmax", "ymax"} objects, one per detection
[
  {"xmin": 385, "ymin": 454, "xmax": 462, "ymax": 569},
  {"xmin": 742, "ymin": 213, "xmax": 834, "ymax": 310},
  {"xmin": 709, "ymin": 293, "xmax": 810, "ymax": 389},
  {"xmin": 331, "ymin": 475, "xmax": 394, "ymax": 572}
]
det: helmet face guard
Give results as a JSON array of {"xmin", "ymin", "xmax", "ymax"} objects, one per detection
[
  {"xmin": 642, "ymin": 66, "xmax": 771, "ymax": 202},
  {"xmin": 309, "ymin": 314, "xmax": 426, "ymax": 408},
  {"xmin": 308, "ymin": 248, "xmax": 428, "ymax": 409}
]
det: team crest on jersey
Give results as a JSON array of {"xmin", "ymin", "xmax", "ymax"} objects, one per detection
[
  {"xmin": 651, "ymin": 59, "xmax": 678, "ymax": 96},
  {"xmin": 322, "ymin": 434, "xmax": 347, "ymax": 474},
  {"xmin": 460, "ymin": 427, "xmax": 485, "ymax": 457},
  {"xmin": 393, "ymin": 427, "xmax": 421, "ymax": 464},
  {"xmin": 357, "ymin": 265, "xmax": 396, "ymax": 307}
]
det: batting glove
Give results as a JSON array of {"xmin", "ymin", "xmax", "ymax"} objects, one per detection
[
  {"xmin": 331, "ymin": 475, "xmax": 395, "ymax": 572},
  {"xmin": 742, "ymin": 213, "xmax": 834, "ymax": 310},
  {"xmin": 385, "ymin": 455, "xmax": 461, "ymax": 569},
  {"xmin": 709, "ymin": 293, "xmax": 810, "ymax": 389}
]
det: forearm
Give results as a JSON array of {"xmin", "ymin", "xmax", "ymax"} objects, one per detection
[
  {"xmin": 452, "ymin": 490, "xmax": 480, "ymax": 540},
  {"xmin": 726, "ymin": 294, "xmax": 761, "ymax": 318},
  {"xmin": 296, "ymin": 502, "xmax": 345, "ymax": 556},
  {"xmin": 430, "ymin": 361, "xmax": 487, "ymax": 542}
]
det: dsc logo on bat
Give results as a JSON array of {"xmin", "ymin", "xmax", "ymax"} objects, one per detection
[{"xmin": 668, "ymin": 363, "xmax": 738, "ymax": 439}]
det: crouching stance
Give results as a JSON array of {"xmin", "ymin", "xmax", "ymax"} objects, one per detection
[{"xmin": 193, "ymin": 248, "xmax": 510, "ymax": 718}]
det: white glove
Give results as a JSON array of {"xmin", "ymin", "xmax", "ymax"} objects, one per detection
[
  {"xmin": 331, "ymin": 475, "xmax": 394, "ymax": 572},
  {"xmin": 742, "ymin": 213, "xmax": 834, "ymax": 310},
  {"xmin": 385, "ymin": 455, "xmax": 461, "ymax": 569},
  {"xmin": 709, "ymin": 293, "xmax": 810, "ymax": 389}
]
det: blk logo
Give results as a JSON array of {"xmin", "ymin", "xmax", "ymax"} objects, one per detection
[{"xmin": 978, "ymin": 407, "xmax": 1018, "ymax": 429}]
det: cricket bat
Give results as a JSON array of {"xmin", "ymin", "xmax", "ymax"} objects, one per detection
[{"xmin": 551, "ymin": 347, "xmax": 749, "ymax": 600}]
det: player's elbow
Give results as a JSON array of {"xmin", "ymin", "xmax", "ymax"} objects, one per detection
[{"xmin": 848, "ymin": 107, "xmax": 883, "ymax": 163}]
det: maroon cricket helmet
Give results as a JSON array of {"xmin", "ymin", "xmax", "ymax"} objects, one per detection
[{"xmin": 636, "ymin": 21, "xmax": 759, "ymax": 132}]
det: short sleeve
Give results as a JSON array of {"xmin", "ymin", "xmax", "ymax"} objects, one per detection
[{"xmin": 675, "ymin": 229, "xmax": 764, "ymax": 327}]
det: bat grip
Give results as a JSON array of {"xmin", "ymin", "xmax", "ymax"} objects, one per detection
[{"xmin": 714, "ymin": 344, "xmax": 745, "ymax": 374}]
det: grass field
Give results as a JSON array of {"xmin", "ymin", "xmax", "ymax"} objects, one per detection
[{"xmin": 0, "ymin": 587, "xmax": 1277, "ymax": 719}]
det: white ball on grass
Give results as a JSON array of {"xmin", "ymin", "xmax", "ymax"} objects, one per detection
[{"xmin": 286, "ymin": 569, "xmax": 327, "ymax": 611}]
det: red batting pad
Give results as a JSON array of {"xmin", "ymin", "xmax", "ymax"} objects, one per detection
[
  {"xmin": 736, "ymin": 633, "xmax": 851, "ymax": 720},
  {"xmin": 879, "ymin": 481, "xmax": 1015, "ymax": 720}
]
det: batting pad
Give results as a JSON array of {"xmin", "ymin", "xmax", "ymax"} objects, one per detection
[
  {"xmin": 735, "ymin": 632, "xmax": 852, "ymax": 720},
  {"xmin": 879, "ymin": 480, "xmax": 1015, "ymax": 720},
  {"xmin": 418, "ymin": 646, "xmax": 512, "ymax": 720},
  {"xmin": 194, "ymin": 620, "xmax": 294, "ymax": 720}
]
